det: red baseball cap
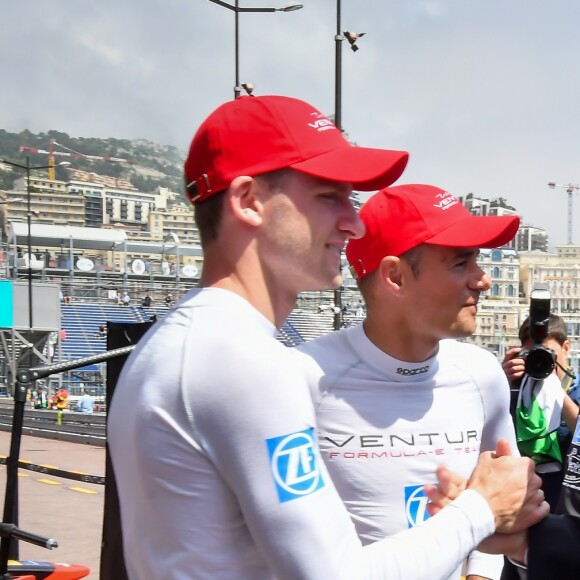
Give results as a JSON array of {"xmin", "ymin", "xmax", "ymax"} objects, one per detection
[
  {"xmin": 346, "ymin": 184, "xmax": 521, "ymax": 280},
  {"xmin": 184, "ymin": 95, "xmax": 409, "ymax": 203}
]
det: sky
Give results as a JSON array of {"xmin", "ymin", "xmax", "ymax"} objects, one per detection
[{"xmin": 2, "ymin": 0, "xmax": 580, "ymax": 248}]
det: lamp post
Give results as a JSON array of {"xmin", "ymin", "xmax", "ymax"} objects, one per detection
[
  {"xmin": 0, "ymin": 158, "xmax": 70, "ymax": 332},
  {"xmin": 332, "ymin": 0, "xmax": 364, "ymax": 331},
  {"xmin": 333, "ymin": 0, "xmax": 344, "ymax": 331},
  {"xmin": 207, "ymin": 0, "xmax": 303, "ymax": 99}
]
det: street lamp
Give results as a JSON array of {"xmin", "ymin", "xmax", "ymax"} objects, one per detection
[
  {"xmin": 332, "ymin": 0, "xmax": 365, "ymax": 331},
  {"xmin": 207, "ymin": 0, "xmax": 303, "ymax": 99},
  {"xmin": 333, "ymin": 0, "xmax": 345, "ymax": 331},
  {"xmin": 0, "ymin": 158, "xmax": 70, "ymax": 332}
]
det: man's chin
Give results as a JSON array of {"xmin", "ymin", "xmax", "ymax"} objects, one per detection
[
  {"xmin": 447, "ymin": 326, "xmax": 475, "ymax": 340},
  {"xmin": 303, "ymin": 276, "xmax": 342, "ymax": 293}
]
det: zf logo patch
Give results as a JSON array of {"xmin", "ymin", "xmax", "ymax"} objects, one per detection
[
  {"xmin": 404, "ymin": 484, "xmax": 432, "ymax": 528},
  {"xmin": 266, "ymin": 428, "xmax": 325, "ymax": 503}
]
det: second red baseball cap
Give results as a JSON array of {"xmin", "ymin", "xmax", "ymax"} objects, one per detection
[
  {"xmin": 346, "ymin": 184, "xmax": 521, "ymax": 280},
  {"xmin": 184, "ymin": 95, "xmax": 409, "ymax": 203}
]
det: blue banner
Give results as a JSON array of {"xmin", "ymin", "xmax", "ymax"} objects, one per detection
[{"xmin": 0, "ymin": 280, "xmax": 14, "ymax": 328}]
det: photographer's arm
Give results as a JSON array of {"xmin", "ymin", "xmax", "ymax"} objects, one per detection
[{"xmin": 562, "ymin": 392, "xmax": 580, "ymax": 431}]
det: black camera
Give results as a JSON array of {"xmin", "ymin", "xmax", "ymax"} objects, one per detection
[{"xmin": 519, "ymin": 284, "xmax": 556, "ymax": 380}]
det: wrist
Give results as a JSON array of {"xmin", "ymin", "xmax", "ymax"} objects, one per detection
[{"xmin": 507, "ymin": 548, "xmax": 528, "ymax": 569}]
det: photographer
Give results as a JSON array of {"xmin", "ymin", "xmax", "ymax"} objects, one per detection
[{"xmin": 503, "ymin": 313, "xmax": 580, "ymax": 510}]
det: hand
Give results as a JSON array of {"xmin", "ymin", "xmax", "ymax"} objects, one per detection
[
  {"xmin": 424, "ymin": 465, "xmax": 466, "ymax": 516},
  {"xmin": 502, "ymin": 347, "xmax": 525, "ymax": 385},
  {"xmin": 493, "ymin": 439, "xmax": 549, "ymax": 533},
  {"xmin": 426, "ymin": 440, "xmax": 549, "ymax": 530},
  {"xmin": 468, "ymin": 439, "xmax": 548, "ymax": 533},
  {"xmin": 478, "ymin": 530, "xmax": 528, "ymax": 563}
]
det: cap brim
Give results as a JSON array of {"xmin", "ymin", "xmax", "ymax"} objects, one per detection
[
  {"xmin": 428, "ymin": 215, "xmax": 520, "ymax": 248},
  {"xmin": 290, "ymin": 147, "xmax": 409, "ymax": 191}
]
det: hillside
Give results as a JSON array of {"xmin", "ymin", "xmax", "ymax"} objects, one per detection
[{"xmin": 0, "ymin": 129, "xmax": 186, "ymax": 194}]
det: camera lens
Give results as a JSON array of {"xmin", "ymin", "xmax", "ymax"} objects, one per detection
[{"xmin": 524, "ymin": 346, "xmax": 556, "ymax": 380}]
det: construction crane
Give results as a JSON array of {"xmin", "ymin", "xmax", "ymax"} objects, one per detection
[
  {"xmin": 548, "ymin": 181, "xmax": 580, "ymax": 244},
  {"xmin": 19, "ymin": 139, "xmax": 134, "ymax": 180}
]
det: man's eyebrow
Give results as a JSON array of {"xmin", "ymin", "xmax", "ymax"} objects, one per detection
[{"xmin": 453, "ymin": 248, "xmax": 480, "ymax": 259}]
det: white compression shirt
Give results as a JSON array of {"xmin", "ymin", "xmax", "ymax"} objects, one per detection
[
  {"xmin": 109, "ymin": 289, "xmax": 495, "ymax": 579},
  {"xmin": 296, "ymin": 323, "xmax": 518, "ymax": 580}
]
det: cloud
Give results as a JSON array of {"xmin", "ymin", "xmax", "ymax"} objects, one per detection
[{"xmin": 2, "ymin": 0, "xmax": 580, "ymax": 246}]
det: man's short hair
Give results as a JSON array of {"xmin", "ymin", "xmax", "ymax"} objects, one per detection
[
  {"xmin": 194, "ymin": 190, "xmax": 227, "ymax": 246},
  {"xmin": 400, "ymin": 245, "xmax": 423, "ymax": 278},
  {"xmin": 519, "ymin": 313, "xmax": 568, "ymax": 346},
  {"xmin": 194, "ymin": 170, "xmax": 289, "ymax": 246}
]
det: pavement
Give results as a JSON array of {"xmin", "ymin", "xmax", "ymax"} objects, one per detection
[{"xmin": 0, "ymin": 431, "xmax": 105, "ymax": 580}]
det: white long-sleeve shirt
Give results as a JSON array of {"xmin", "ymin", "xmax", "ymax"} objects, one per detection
[
  {"xmin": 297, "ymin": 323, "xmax": 517, "ymax": 580},
  {"xmin": 109, "ymin": 290, "xmax": 495, "ymax": 579}
]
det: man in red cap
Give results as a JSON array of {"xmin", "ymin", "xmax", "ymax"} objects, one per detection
[
  {"xmin": 109, "ymin": 99, "xmax": 543, "ymax": 580},
  {"xmin": 297, "ymin": 183, "xmax": 534, "ymax": 579}
]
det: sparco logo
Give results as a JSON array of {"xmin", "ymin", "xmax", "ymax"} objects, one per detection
[
  {"xmin": 396, "ymin": 366, "xmax": 429, "ymax": 376},
  {"xmin": 266, "ymin": 427, "xmax": 325, "ymax": 503}
]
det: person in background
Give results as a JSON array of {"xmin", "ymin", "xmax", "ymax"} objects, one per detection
[
  {"xmin": 297, "ymin": 183, "xmax": 524, "ymax": 580},
  {"xmin": 50, "ymin": 386, "xmax": 69, "ymax": 411},
  {"xmin": 108, "ymin": 95, "xmax": 543, "ymax": 580},
  {"xmin": 502, "ymin": 314, "xmax": 580, "ymax": 509},
  {"xmin": 76, "ymin": 388, "xmax": 95, "ymax": 413},
  {"xmin": 32, "ymin": 385, "xmax": 48, "ymax": 409},
  {"xmin": 95, "ymin": 324, "xmax": 108, "ymax": 339},
  {"xmin": 141, "ymin": 294, "xmax": 152, "ymax": 307}
]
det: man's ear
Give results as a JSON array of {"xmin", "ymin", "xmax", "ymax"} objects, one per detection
[
  {"xmin": 377, "ymin": 256, "xmax": 405, "ymax": 296},
  {"xmin": 563, "ymin": 339, "xmax": 572, "ymax": 357},
  {"xmin": 228, "ymin": 176, "xmax": 263, "ymax": 227}
]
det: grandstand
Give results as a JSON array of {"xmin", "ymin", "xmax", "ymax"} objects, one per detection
[
  {"xmin": 0, "ymin": 223, "xmax": 365, "ymax": 398},
  {"xmin": 49, "ymin": 300, "xmax": 361, "ymax": 396},
  {"xmin": 60, "ymin": 303, "xmax": 167, "ymax": 362}
]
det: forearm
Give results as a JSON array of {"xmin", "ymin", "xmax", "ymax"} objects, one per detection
[{"xmin": 562, "ymin": 393, "xmax": 579, "ymax": 431}]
